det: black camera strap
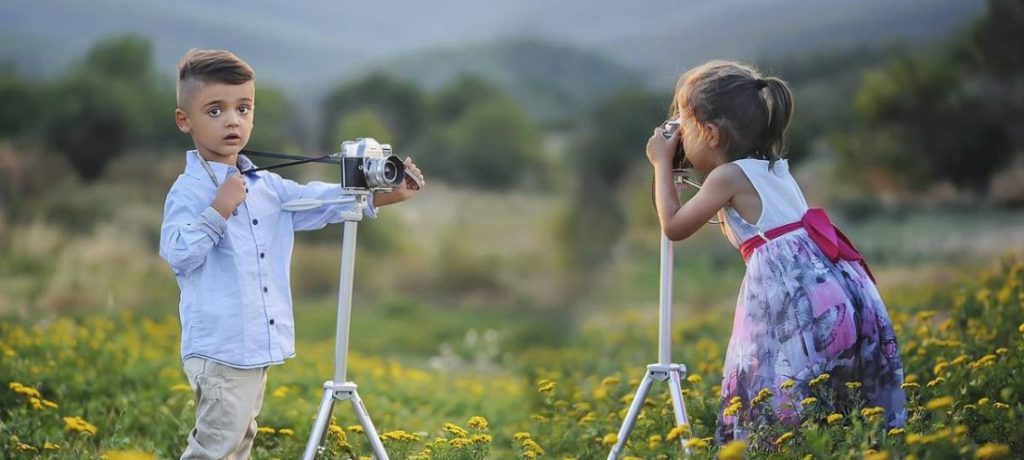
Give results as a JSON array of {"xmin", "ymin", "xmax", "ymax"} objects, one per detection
[{"xmin": 239, "ymin": 149, "xmax": 339, "ymax": 174}]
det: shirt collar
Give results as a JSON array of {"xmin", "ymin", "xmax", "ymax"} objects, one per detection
[{"xmin": 184, "ymin": 150, "xmax": 258, "ymax": 184}]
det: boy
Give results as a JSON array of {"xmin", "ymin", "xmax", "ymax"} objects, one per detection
[{"xmin": 159, "ymin": 49, "xmax": 424, "ymax": 459}]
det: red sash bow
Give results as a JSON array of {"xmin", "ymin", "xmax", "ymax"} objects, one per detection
[{"xmin": 738, "ymin": 208, "xmax": 875, "ymax": 283}]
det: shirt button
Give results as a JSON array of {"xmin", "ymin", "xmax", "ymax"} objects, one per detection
[
  {"xmin": 263, "ymin": 287, "xmax": 268, "ymax": 293},
  {"xmin": 269, "ymin": 319, "xmax": 275, "ymax": 325},
  {"xmin": 252, "ymin": 218, "xmax": 259, "ymax": 225},
  {"xmin": 260, "ymin": 252, "xmax": 265, "ymax": 259}
]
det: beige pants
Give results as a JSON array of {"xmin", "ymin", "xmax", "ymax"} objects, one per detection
[{"xmin": 181, "ymin": 357, "xmax": 268, "ymax": 460}]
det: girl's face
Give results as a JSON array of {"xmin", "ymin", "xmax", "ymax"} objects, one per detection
[{"xmin": 677, "ymin": 108, "xmax": 726, "ymax": 173}]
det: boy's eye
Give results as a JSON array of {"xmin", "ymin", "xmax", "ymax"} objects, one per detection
[
  {"xmin": 238, "ymin": 106, "xmax": 251, "ymax": 114},
  {"xmin": 208, "ymin": 108, "xmax": 221, "ymax": 117}
]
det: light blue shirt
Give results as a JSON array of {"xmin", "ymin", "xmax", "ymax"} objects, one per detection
[{"xmin": 159, "ymin": 151, "xmax": 377, "ymax": 369}]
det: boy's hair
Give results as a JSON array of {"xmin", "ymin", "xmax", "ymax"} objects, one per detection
[
  {"xmin": 176, "ymin": 49, "xmax": 255, "ymax": 108},
  {"xmin": 671, "ymin": 60, "xmax": 794, "ymax": 168}
]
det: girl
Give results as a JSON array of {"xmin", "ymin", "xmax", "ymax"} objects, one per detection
[{"xmin": 645, "ymin": 60, "xmax": 906, "ymax": 444}]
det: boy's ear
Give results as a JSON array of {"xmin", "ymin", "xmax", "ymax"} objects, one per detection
[{"xmin": 175, "ymin": 108, "xmax": 191, "ymax": 134}]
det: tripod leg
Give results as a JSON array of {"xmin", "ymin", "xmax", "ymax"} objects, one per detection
[
  {"xmin": 350, "ymin": 389, "xmax": 389, "ymax": 460},
  {"xmin": 607, "ymin": 371, "xmax": 655, "ymax": 460},
  {"xmin": 668, "ymin": 370, "xmax": 691, "ymax": 450},
  {"xmin": 302, "ymin": 386, "xmax": 337, "ymax": 460}
]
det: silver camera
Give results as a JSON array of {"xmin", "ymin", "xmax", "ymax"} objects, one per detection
[{"xmin": 337, "ymin": 138, "xmax": 406, "ymax": 191}]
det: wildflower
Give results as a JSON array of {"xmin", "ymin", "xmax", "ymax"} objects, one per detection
[
  {"xmin": 271, "ymin": 386, "xmax": 289, "ymax": 398},
  {"xmin": 43, "ymin": 442, "xmax": 60, "ymax": 450},
  {"xmin": 513, "ymin": 432, "xmax": 532, "ymax": 441},
  {"xmin": 888, "ymin": 428, "xmax": 905, "ymax": 436},
  {"xmin": 278, "ymin": 428, "xmax": 294, "ymax": 436},
  {"xmin": 685, "ymin": 438, "xmax": 709, "ymax": 449},
  {"xmin": 601, "ymin": 433, "xmax": 617, "ymax": 446},
  {"xmin": 865, "ymin": 451, "xmax": 890, "ymax": 460},
  {"xmin": 719, "ymin": 440, "xmax": 746, "ymax": 460},
  {"xmin": 536, "ymin": 379, "xmax": 556, "ymax": 394},
  {"xmin": 348, "ymin": 424, "xmax": 364, "ymax": 433},
  {"xmin": 902, "ymin": 382, "xmax": 921, "ymax": 391},
  {"xmin": 521, "ymin": 438, "xmax": 544, "ymax": 455},
  {"xmin": 63, "ymin": 416, "xmax": 98, "ymax": 435},
  {"xmin": 775, "ymin": 432, "xmax": 794, "ymax": 445},
  {"xmin": 579, "ymin": 412, "xmax": 597, "ymax": 423},
  {"xmin": 827, "ymin": 413, "xmax": 843, "ymax": 425},
  {"xmin": 781, "ymin": 379, "xmax": 796, "ymax": 390},
  {"xmin": 978, "ymin": 397, "xmax": 990, "ymax": 406},
  {"xmin": 257, "ymin": 427, "xmax": 276, "ymax": 434},
  {"xmin": 846, "ymin": 381, "xmax": 862, "ymax": 391},
  {"xmin": 443, "ymin": 423, "xmax": 468, "ymax": 438},
  {"xmin": 170, "ymin": 383, "xmax": 192, "ymax": 393},
  {"xmin": 993, "ymin": 402, "xmax": 1010, "ymax": 410},
  {"xmin": 995, "ymin": 347, "xmax": 1008, "ymax": 355},
  {"xmin": 809, "ymin": 373, "xmax": 830, "ymax": 387},
  {"xmin": 926, "ymin": 377, "xmax": 946, "ymax": 388},
  {"xmin": 933, "ymin": 362, "xmax": 949, "ymax": 375},
  {"xmin": 648, "ymin": 434, "xmax": 662, "ymax": 449},
  {"xmin": 800, "ymin": 397, "xmax": 818, "ymax": 407},
  {"xmin": 975, "ymin": 443, "xmax": 1011, "ymax": 459},
  {"xmin": 951, "ymin": 355, "xmax": 969, "ymax": 366},
  {"xmin": 9, "ymin": 382, "xmax": 41, "ymax": 399},
  {"xmin": 686, "ymin": 374, "xmax": 702, "ymax": 384},
  {"xmin": 602, "ymin": 376, "xmax": 620, "ymax": 386},
  {"xmin": 926, "ymin": 396, "xmax": 954, "ymax": 411},
  {"xmin": 467, "ymin": 415, "xmax": 488, "ymax": 431},
  {"xmin": 752, "ymin": 388, "xmax": 773, "ymax": 405},
  {"xmin": 666, "ymin": 424, "xmax": 690, "ymax": 441},
  {"xmin": 449, "ymin": 438, "xmax": 471, "ymax": 448}
]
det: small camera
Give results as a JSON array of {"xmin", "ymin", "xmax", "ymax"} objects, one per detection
[
  {"xmin": 660, "ymin": 119, "xmax": 689, "ymax": 172},
  {"xmin": 338, "ymin": 138, "xmax": 406, "ymax": 191}
]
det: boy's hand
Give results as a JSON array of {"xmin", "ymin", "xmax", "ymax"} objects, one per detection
[
  {"xmin": 373, "ymin": 158, "xmax": 425, "ymax": 207},
  {"xmin": 212, "ymin": 175, "xmax": 247, "ymax": 219}
]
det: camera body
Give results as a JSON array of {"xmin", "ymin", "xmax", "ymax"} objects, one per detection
[
  {"xmin": 338, "ymin": 138, "xmax": 406, "ymax": 191},
  {"xmin": 660, "ymin": 119, "xmax": 689, "ymax": 171}
]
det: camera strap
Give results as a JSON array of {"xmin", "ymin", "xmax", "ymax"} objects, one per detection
[{"xmin": 239, "ymin": 149, "xmax": 338, "ymax": 175}]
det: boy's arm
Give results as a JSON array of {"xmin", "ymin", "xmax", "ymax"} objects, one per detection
[
  {"xmin": 272, "ymin": 176, "xmax": 378, "ymax": 232},
  {"xmin": 159, "ymin": 182, "xmax": 228, "ymax": 274}
]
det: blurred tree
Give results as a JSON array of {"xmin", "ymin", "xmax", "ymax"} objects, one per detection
[
  {"xmin": 0, "ymin": 70, "xmax": 42, "ymax": 139},
  {"xmin": 320, "ymin": 72, "xmax": 426, "ymax": 150},
  {"xmin": 246, "ymin": 86, "xmax": 300, "ymax": 153},
  {"xmin": 41, "ymin": 35, "xmax": 170, "ymax": 181},
  {"xmin": 333, "ymin": 108, "xmax": 393, "ymax": 144}
]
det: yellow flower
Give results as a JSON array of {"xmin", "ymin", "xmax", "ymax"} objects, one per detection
[
  {"xmin": 809, "ymin": 373, "xmax": 830, "ymax": 387},
  {"xmin": 993, "ymin": 402, "xmax": 1010, "ymax": 410},
  {"xmin": 995, "ymin": 347, "xmax": 1008, "ymax": 355},
  {"xmin": 865, "ymin": 451, "xmax": 890, "ymax": 460},
  {"xmin": 686, "ymin": 374, "xmax": 702, "ymax": 384},
  {"xmin": 926, "ymin": 377, "xmax": 946, "ymax": 388},
  {"xmin": 579, "ymin": 412, "xmax": 596, "ymax": 423},
  {"xmin": 860, "ymin": 407, "xmax": 885, "ymax": 418},
  {"xmin": 102, "ymin": 450, "xmax": 157, "ymax": 460},
  {"xmin": 602, "ymin": 376, "xmax": 620, "ymax": 386},
  {"xmin": 901, "ymin": 382, "xmax": 920, "ymax": 390},
  {"xmin": 536, "ymin": 379, "xmax": 556, "ymax": 394},
  {"xmin": 271, "ymin": 386, "xmax": 289, "ymax": 398},
  {"xmin": 719, "ymin": 440, "xmax": 746, "ymax": 460},
  {"xmin": 470, "ymin": 434, "xmax": 492, "ymax": 444},
  {"xmin": 666, "ymin": 424, "xmax": 690, "ymax": 441},
  {"xmin": 648, "ymin": 434, "xmax": 662, "ymax": 449},
  {"xmin": 348, "ymin": 424, "xmax": 364, "ymax": 433},
  {"xmin": 521, "ymin": 438, "xmax": 544, "ymax": 454},
  {"xmin": 926, "ymin": 396, "xmax": 954, "ymax": 411},
  {"xmin": 443, "ymin": 423, "xmax": 468, "ymax": 438},
  {"xmin": 257, "ymin": 427, "xmax": 276, "ymax": 434},
  {"xmin": 170, "ymin": 383, "xmax": 192, "ymax": 393},
  {"xmin": 800, "ymin": 397, "xmax": 818, "ymax": 407},
  {"xmin": 752, "ymin": 388, "xmax": 773, "ymax": 405},
  {"xmin": 1018, "ymin": 322, "xmax": 1024, "ymax": 334},
  {"xmin": 978, "ymin": 397, "xmax": 990, "ymax": 406},
  {"xmin": 975, "ymin": 443, "xmax": 1011, "ymax": 459},
  {"xmin": 933, "ymin": 361, "xmax": 949, "ymax": 375},
  {"xmin": 685, "ymin": 438, "xmax": 709, "ymax": 449},
  {"xmin": 278, "ymin": 428, "xmax": 294, "ymax": 436},
  {"xmin": 775, "ymin": 432, "xmax": 794, "ymax": 445},
  {"xmin": 449, "ymin": 437, "xmax": 471, "ymax": 448},
  {"xmin": 846, "ymin": 382, "xmax": 862, "ymax": 391},
  {"xmin": 63, "ymin": 416, "xmax": 98, "ymax": 435},
  {"xmin": 467, "ymin": 415, "xmax": 488, "ymax": 431},
  {"xmin": 827, "ymin": 413, "xmax": 844, "ymax": 425},
  {"xmin": 888, "ymin": 428, "xmax": 905, "ymax": 436},
  {"xmin": 601, "ymin": 433, "xmax": 618, "ymax": 446},
  {"xmin": 9, "ymin": 382, "xmax": 41, "ymax": 399},
  {"xmin": 43, "ymin": 442, "xmax": 60, "ymax": 450},
  {"xmin": 780, "ymin": 379, "xmax": 796, "ymax": 390}
]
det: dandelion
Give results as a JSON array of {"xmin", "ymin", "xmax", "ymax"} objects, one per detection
[
  {"xmin": 926, "ymin": 396, "xmax": 954, "ymax": 411},
  {"xmin": 719, "ymin": 440, "xmax": 746, "ymax": 460},
  {"xmin": 975, "ymin": 443, "xmax": 1011, "ymax": 459},
  {"xmin": 63, "ymin": 416, "xmax": 98, "ymax": 435},
  {"xmin": 685, "ymin": 438, "xmax": 709, "ymax": 449},
  {"xmin": 775, "ymin": 432, "xmax": 794, "ymax": 445},
  {"xmin": 666, "ymin": 424, "xmax": 690, "ymax": 441},
  {"xmin": 467, "ymin": 415, "xmax": 488, "ymax": 431},
  {"xmin": 601, "ymin": 433, "xmax": 618, "ymax": 446},
  {"xmin": 443, "ymin": 423, "xmax": 468, "ymax": 438},
  {"xmin": 827, "ymin": 413, "xmax": 843, "ymax": 425}
]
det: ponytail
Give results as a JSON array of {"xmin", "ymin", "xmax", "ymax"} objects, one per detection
[{"xmin": 758, "ymin": 77, "xmax": 794, "ymax": 168}]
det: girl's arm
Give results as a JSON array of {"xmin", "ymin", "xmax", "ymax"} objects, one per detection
[{"xmin": 652, "ymin": 163, "xmax": 737, "ymax": 240}]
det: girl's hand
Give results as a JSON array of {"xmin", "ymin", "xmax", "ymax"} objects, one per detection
[{"xmin": 646, "ymin": 126, "xmax": 679, "ymax": 167}]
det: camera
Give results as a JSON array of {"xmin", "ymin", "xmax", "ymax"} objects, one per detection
[
  {"xmin": 660, "ymin": 119, "xmax": 689, "ymax": 171},
  {"xmin": 337, "ymin": 138, "xmax": 406, "ymax": 191}
]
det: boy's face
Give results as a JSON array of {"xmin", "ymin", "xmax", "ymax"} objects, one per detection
[{"xmin": 175, "ymin": 80, "xmax": 255, "ymax": 164}]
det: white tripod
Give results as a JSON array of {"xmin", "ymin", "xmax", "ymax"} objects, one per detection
[
  {"xmin": 286, "ymin": 191, "xmax": 390, "ymax": 460},
  {"xmin": 606, "ymin": 223, "xmax": 692, "ymax": 458}
]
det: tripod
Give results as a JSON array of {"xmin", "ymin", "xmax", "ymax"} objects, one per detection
[
  {"xmin": 607, "ymin": 231, "xmax": 692, "ymax": 459},
  {"xmin": 288, "ymin": 191, "xmax": 390, "ymax": 460}
]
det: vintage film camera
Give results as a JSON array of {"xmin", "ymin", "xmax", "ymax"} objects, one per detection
[
  {"xmin": 660, "ymin": 118, "xmax": 690, "ymax": 172},
  {"xmin": 338, "ymin": 138, "xmax": 407, "ymax": 191}
]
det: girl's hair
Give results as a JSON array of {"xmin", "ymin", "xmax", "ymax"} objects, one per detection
[{"xmin": 671, "ymin": 60, "xmax": 794, "ymax": 168}]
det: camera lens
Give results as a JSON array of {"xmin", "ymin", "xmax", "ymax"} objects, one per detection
[{"xmin": 364, "ymin": 155, "xmax": 406, "ymax": 188}]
